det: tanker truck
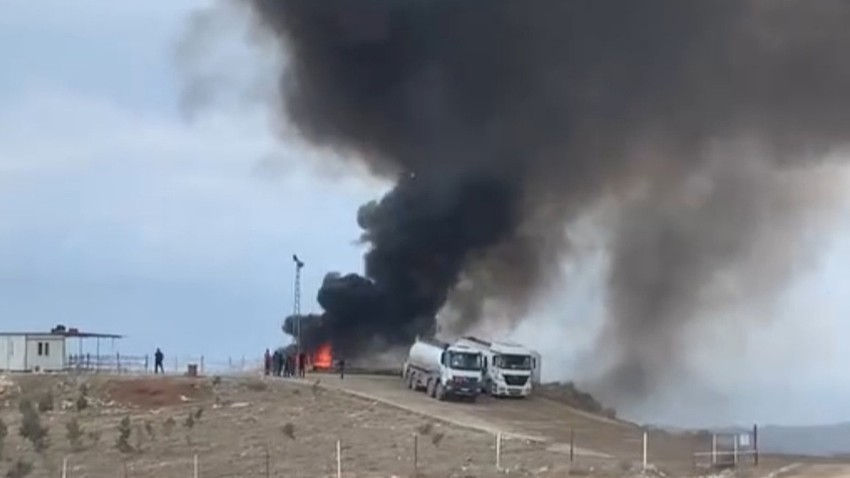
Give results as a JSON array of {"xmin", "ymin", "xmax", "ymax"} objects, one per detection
[
  {"xmin": 402, "ymin": 338, "xmax": 483, "ymax": 402},
  {"xmin": 457, "ymin": 336, "xmax": 537, "ymax": 398}
]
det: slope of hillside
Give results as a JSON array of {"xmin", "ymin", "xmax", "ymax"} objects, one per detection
[{"xmin": 0, "ymin": 374, "xmax": 597, "ymax": 477}]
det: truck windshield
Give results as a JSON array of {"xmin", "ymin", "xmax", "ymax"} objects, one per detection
[
  {"xmin": 448, "ymin": 352, "xmax": 481, "ymax": 371},
  {"xmin": 495, "ymin": 354, "xmax": 532, "ymax": 370}
]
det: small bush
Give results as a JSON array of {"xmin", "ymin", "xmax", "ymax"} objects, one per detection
[
  {"xmin": 431, "ymin": 432, "xmax": 444, "ymax": 447},
  {"xmin": 133, "ymin": 424, "xmax": 145, "ymax": 451},
  {"xmin": 37, "ymin": 390, "xmax": 54, "ymax": 413},
  {"xmin": 0, "ymin": 417, "xmax": 7, "ymax": 458},
  {"xmin": 144, "ymin": 420, "xmax": 155, "ymax": 439},
  {"xmin": 5, "ymin": 459, "xmax": 33, "ymax": 478},
  {"xmin": 18, "ymin": 399, "xmax": 49, "ymax": 453},
  {"xmin": 76, "ymin": 383, "xmax": 89, "ymax": 411},
  {"xmin": 87, "ymin": 429, "xmax": 102, "ymax": 446},
  {"xmin": 184, "ymin": 412, "xmax": 195, "ymax": 430},
  {"xmin": 211, "ymin": 375, "xmax": 222, "ymax": 386},
  {"xmin": 115, "ymin": 416, "xmax": 133, "ymax": 453},
  {"xmin": 416, "ymin": 422, "xmax": 433, "ymax": 435},
  {"xmin": 194, "ymin": 407, "xmax": 204, "ymax": 421},
  {"xmin": 66, "ymin": 417, "xmax": 85, "ymax": 452},
  {"xmin": 282, "ymin": 422, "xmax": 295, "ymax": 440},
  {"xmin": 162, "ymin": 417, "xmax": 175, "ymax": 437},
  {"xmin": 75, "ymin": 394, "xmax": 89, "ymax": 412}
]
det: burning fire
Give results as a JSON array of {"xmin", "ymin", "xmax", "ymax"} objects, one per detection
[{"xmin": 312, "ymin": 343, "xmax": 333, "ymax": 370}]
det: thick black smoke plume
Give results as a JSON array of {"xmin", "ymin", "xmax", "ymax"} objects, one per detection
[{"xmin": 204, "ymin": 0, "xmax": 850, "ymax": 400}]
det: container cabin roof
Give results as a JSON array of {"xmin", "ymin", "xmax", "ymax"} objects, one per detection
[{"xmin": 0, "ymin": 331, "xmax": 123, "ymax": 338}]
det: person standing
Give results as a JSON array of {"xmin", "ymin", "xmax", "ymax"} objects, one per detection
[
  {"xmin": 338, "ymin": 358, "xmax": 346, "ymax": 380},
  {"xmin": 264, "ymin": 348, "xmax": 271, "ymax": 376},
  {"xmin": 272, "ymin": 349, "xmax": 281, "ymax": 377},
  {"xmin": 154, "ymin": 348, "xmax": 164, "ymax": 374}
]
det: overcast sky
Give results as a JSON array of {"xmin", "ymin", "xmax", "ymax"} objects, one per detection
[{"xmin": 2, "ymin": 1, "xmax": 850, "ymax": 427}]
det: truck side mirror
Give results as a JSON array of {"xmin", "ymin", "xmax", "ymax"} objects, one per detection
[{"xmin": 440, "ymin": 351, "xmax": 446, "ymax": 366}]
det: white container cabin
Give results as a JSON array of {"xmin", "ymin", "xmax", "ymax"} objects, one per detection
[{"xmin": 0, "ymin": 332, "xmax": 66, "ymax": 372}]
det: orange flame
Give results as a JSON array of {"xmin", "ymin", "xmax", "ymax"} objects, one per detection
[{"xmin": 313, "ymin": 342, "xmax": 333, "ymax": 370}]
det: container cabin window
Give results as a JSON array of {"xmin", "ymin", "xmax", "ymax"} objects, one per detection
[
  {"xmin": 37, "ymin": 342, "xmax": 50, "ymax": 356},
  {"xmin": 38, "ymin": 342, "xmax": 43, "ymax": 356}
]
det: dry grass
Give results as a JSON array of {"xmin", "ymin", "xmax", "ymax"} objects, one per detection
[{"xmin": 0, "ymin": 374, "xmax": 588, "ymax": 477}]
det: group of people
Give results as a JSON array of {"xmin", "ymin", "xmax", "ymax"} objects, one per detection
[
  {"xmin": 263, "ymin": 348, "xmax": 347, "ymax": 380},
  {"xmin": 264, "ymin": 348, "xmax": 306, "ymax": 377}
]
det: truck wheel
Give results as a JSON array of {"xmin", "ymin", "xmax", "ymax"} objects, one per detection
[{"xmin": 435, "ymin": 383, "xmax": 445, "ymax": 401}]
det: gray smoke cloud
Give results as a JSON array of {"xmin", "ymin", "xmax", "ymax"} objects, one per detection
[{"xmin": 184, "ymin": 0, "xmax": 850, "ymax": 403}]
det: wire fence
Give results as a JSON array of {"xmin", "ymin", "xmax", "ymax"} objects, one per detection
[
  {"xmin": 52, "ymin": 433, "xmax": 602, "ymax": 478},
  {"xmin": 28, "ymin": 426, "xmax": 760, "ymax": 478},
  {"xmin": 691, "ymin": 428, "xmax": 759, "ymax": 471},
  {"xmin": 65, "ymin": 354, "xmax": 264, "ymax": 376}
]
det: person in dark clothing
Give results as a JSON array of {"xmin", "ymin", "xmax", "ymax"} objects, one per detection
[
  {"xmin": 154, "ymin": 348, "xmax": 164, "ymax": 374},
  {"xmin": 264, "ymin": 349, "xmax": 271, "ymax": 376},
  {"xmin": 338, "ymin": 358, "xmax": 346, "ymax": 380},
  {"xmin": 273, "ymin": 350, "xmax": 282, "ymax": 376},
  {"xmin": 284, "ymin": 354, "xmax": 292, "ymax": 377},
  {"xmin": 298, "ymin": 352, "xmax": 307, "ymax": 378}
]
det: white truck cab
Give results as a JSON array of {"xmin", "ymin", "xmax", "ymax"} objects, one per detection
[
  {"xmin": 459, "ymin": 336, "xmax": 535, "ymax": 398},
  {"xmin": 404, "ymin": 338, "xmax": 483, "ymax": 401}
]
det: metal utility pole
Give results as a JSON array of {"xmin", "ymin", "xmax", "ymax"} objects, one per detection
[{"xmin": 292, "ymin": 254, "xmax": 305, "ymax": 356}]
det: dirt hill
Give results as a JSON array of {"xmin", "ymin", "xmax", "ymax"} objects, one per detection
[{"xmin": 0, "ymin": 373, "xmax": 623, "ymax": 478}]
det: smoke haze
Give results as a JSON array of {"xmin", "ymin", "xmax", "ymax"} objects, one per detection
[{"xmin": 186, "ymin": 0, "xmax": 850, "ymax": 404}]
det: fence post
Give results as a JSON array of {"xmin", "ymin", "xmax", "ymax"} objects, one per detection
[
  {"xmin": 116, "ymin": 352, "xmax": 121, "ymax": 373},
  {"xmin": 194, "ymin": 454, "xmax": 199, "ymax": 478},
  {"xmin": 174, "ymin": 356, "xmax": 178, "ymax": 374},
  {"xmin": 753, "ymin": 424, "xmax": 759, "ymax": 466},
  {"xmin": 336, "ymin": 440, "xmax": 342, "ymax": 478},
  {"xmin": 413, "ymin": 433, "xmax": 419, "ymax": 474},
  {"xmin": 241, "ymin": 355, "xmax": 246, "ymax": 371},
  {"xmin": 495, "ymin": 432, "xmax": 502, "ymax": 470},
  {"xmin": 62, "ymin": 456, "xmax": 68, "ymax": 478},
  {"xmin": 200, "ymin": 355, "xmax": 205, "ymax": 375},
  {"xmin": 265, "ymin": 444, "xmax": 270, "ymax": 478},
  {"xmin": 123, "ymin": 459, "xmax": 128, "ymax": 478},
  {"xmin": 569, "ymin": 428, "xmax": 575, "ymax": 463},
  {"xmin": 145, "ymin": 355, "xmax": 149, "ymax": 372},
  {"xmin": 642, "ymin": 431, "xmax": 648, "ymax": 471},
  {"xmin": 733, "ymin": 435, "xmax": 739, "ymax": 466},
  {"xmin": 711, "ymin": 433, "xmax": 717, "ymax": 466}
]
